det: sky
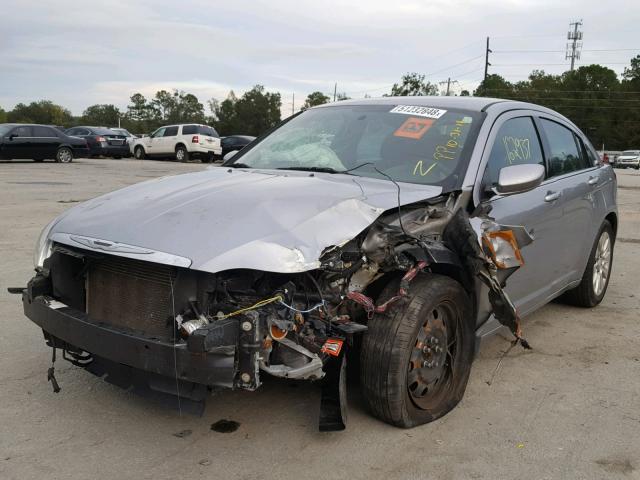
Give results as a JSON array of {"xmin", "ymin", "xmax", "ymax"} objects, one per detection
[{"xmin": 0, "ymin": 0, "xmax": 637, "ymax": 116}]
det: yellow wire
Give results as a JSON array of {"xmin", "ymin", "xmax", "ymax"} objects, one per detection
[{"xmin": 217, "ymin": 295, "xmax": 283, "ymax": 320}]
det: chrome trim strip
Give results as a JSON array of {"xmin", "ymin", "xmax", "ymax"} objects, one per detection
[{"xmin": 50, "ymin": 233, "xmax": 192, "ymax": 268}]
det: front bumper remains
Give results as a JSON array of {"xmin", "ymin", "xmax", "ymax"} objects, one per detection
[{"xmin": 21, "ymin": 278, "xmax": 236, "ymax": 389}]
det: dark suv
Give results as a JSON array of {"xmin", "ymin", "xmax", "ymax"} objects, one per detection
[
  {"xmin": 0, "ymin": 124, "xmax": 89, "ymax": 162},
  {"xmin": 65, "ymin": 126, "xmax": 130, "ymax": 158}
]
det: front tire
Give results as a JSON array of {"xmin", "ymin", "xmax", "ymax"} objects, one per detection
[
  {"xmin": 563, "ymin": 221, "xmax": 614, "ymax": 307},
  {"xmin": 134, "ymin": 146, "xmax": 145, "ymax": 160},
  {"xmin": 55, "ymin": 147, "xmax": 73, "ymax": 163},
  {"xmin": 360, "ymin": 274, "xmax": 474, "ymax": 428},
  {"xmin": 175, "ymin": 145, "xmax": 189, "ymax": 162}
]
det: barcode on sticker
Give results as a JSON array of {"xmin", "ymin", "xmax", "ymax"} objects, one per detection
[{"xmin": 390, "ymin": 105, "xmax": 447, "ymax": 119}]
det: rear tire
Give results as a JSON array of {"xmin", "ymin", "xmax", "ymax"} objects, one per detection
[
  {"xmin": 134, "ymin": 146, "xmax": 145, "ymax": 160},
  {"xmin": 360, "ymin": 274, "xmax": 474, "ymax": 428},
  {"xmin": 175, "ymin": 145, "xmax": 189, "ymax": 162},
  {"xmin": 563, "ymin": 221, "xmax": 614, "ymax": 307},
  {"xmin": 55, "ymin": 147, "xmax": 73, "ymax": 163}
]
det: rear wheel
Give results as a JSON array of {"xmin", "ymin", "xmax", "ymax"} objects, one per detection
[
  {"xmin": 134, "ymin": 146, "xmax": 145, "ymax": 160},
  {"xmin": 563, "ymin": 221, "xmax": 614, "ymax": 307},
  {"xmin": 360, "ymin": 274, "xmax": 474, "ymax": 428},
  {"xmin": 175, "ymin": 145, "xmax": 189, "ymax": 162},
  {"xmin": 55, "ymin": 147, "xmax": 73, "ymax": 163}
]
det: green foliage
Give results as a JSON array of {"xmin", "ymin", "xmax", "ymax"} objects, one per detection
[
  {"xmin": 210, "ymin": 85, "xmax": 281, "ymax": 136},
  {"xmin": 7, "ymin": 100, "xmax": 73, "ymax": 126},
  {"xmin": 474, "ymin": 58, "xmax": 640, "ymax": 150},
  {"xmin": 0, "ymin": 106, "xmax": 6, "ymax": 123},
  {"xmin": 388, "ymin": 72, "xmax": 438, "ymax": 96},
  {"xmin": 302, "ymin": 91, "xmax": 330, "ymax": 110},
  {"xmin": 82, "ymin": 104, "xmax": 121, "ymax": 127}
]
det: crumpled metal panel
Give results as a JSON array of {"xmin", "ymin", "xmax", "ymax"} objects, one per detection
[{"xmin": 50, "ymin": 168, "xmax": 442, "ymax": 273}]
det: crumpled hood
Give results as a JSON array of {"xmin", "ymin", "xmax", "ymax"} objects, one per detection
[{"xmin": 50, "ymin": 168, "xmax": 442, "ymax": 273}]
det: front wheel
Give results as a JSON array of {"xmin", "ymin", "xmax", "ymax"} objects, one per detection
[
  {"xmin": 563, "ymin": 221, "xmax": 614, "ymax": 307},
  {"xmin": 55, "ymin": 147, "xmax": 73, "ymax": 163},
  {"xmin": 360, "ymin": 274, "xmax": 474, "ymax": 428},
  {"xmin": 134, "ymin": 146, "xmax": 145, "ymax": 160}
]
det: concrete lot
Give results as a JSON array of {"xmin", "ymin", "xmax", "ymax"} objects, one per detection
[{"xmin": 1, "ymin": 158, "xmax": 639, "ymax": 480}]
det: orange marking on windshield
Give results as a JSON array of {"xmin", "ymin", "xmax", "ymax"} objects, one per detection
[{"xmin": 394, "ymin": 117, "xmax": 434, "ymax": 139}]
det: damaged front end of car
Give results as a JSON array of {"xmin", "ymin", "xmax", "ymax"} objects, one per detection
[{"xmin": 16, "ymin": 184, "xmax": 533, "ymax": 431}]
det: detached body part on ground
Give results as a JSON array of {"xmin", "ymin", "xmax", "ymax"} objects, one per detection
[{"xmin": 14, "ymin": 97, "xmax": 617, "ymax": 431}]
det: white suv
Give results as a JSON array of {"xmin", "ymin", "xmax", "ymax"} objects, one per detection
[{"xmin": 132, "ymin": 124, "xmax": 222, "ymax": 162}]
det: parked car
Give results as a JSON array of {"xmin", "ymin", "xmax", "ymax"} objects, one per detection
[
  {"xmin": 221, "ymin": 135, "xmax": 256, "ymax": 157},
  {"xmin": 0, "ymin": 123, "xmax": 89, "ymax": 162},
  {"xmin": 15, "ymin": 97, "xmax": 617, "ymax": 431},
  {"xmin": 131, "ymin": 124, "xmax": 222, "ymax": 162},
  {"xmin": 65, "ymin": 126, "xmax": 130, "ymax": 159},
  {"xmin": 111, "ymin": 128, "xmax": 137, "ymax": 147},
  {"xmin": 615, "ymin": 150, "xmax": 640, "ymax": 169}
]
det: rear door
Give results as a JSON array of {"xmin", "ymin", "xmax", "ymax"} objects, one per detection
[
  {"xmin": 535, "ymin": 116, "xmax": 597, "ymax": 285},
  {"xmin": 475, "ymin": 112, "xmax": 564, "ymax": 315},
  {"xmin": 4, "ymin": 125, "xmax": 34, "ymax": 158},
  {"xmin": 32, "ymin": 125, "xmax": 61, "ymax": 158}
]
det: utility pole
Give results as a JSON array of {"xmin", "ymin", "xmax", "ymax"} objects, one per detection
[
  {"xmin": 438, "ymin": 78, "xmax": 459, "ymax": 96},
  {"xmin": 484, "ymin": 37, "xmax": 491, "ymax": 81},
  {"xmin": 566, "ymin": 20, "xmax": 583, "ymax": 71},
  {"xmin": 333, "ymin": 83, "xmax": 337, "ymax": 102}
]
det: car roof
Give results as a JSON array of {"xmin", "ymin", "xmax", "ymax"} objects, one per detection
[{"xmin": 316, "ymin": 96, "xmax": 563, "ymax": 115}]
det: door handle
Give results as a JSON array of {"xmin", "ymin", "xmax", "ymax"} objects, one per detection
[
  {"xmin": 544, "ymin": 191, "xmax": 561, "ymax": 202},
  {"xmin": 587, "ymin": 177, "xmax": 598, "ymax": 186}
]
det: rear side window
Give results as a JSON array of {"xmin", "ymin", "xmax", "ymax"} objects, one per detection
[
  {"xmin": 482, "ymin": 117, "xmax": 545, "ymax": 192},
  {"xmin": 539, "ymin": 119, "xmax": 589, "ymax": 176},
  {"xmin": 181, "ymin": 125, "xmax": 197, "ymax": 135},
  {"xmin": 33, "ymin": 126, "xmax": 58, "ymax": 137},
  {"xmin": 12, "ymin": 126, "xmax": 32, "ymax": 137},
  {"xmin": 198, "ymin": 125, "xmax": 219, "ymax": 137},
  {"xmin": 164, "ymin": 126, "xmax": 179, "ymax": 137}
]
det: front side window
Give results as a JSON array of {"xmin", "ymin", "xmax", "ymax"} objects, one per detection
[
  {"xmin": 164, "ymin": 126, "xmax": 179, "ymax": 137},
  {"xmin": 481, "ymin": 116, "xmax": 545, "ymax": 193},
  {"xmin": 151, "ymin": 128, "xmax": 166, "ymax": 138},
  {"xmin": 11, "ymin": 126, "xmax": 32, "ymax": 137},
  {"xmin": 233, "ymin": 105, "xmax": 482, "ymax": 190},
  {"xmin": 539, "ymin": 119, "xmax": 589, "ymax": 176},
  {"xmin": 33, "ymin": 126, "xmax": 58, "ymax": 137}
]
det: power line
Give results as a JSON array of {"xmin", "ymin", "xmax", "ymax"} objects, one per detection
[
  {"xmin": 492, "ymin": 62, "xmax": 630, "ymax": 66},
  {"xmin": 493, "ymin": 48, "xmax": 640, "ymax": 53}
]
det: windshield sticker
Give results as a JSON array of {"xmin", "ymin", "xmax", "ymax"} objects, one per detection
[
  {"xmin": 394, "ymin": 117, "xmax": 434, "ymax": 139},
  {"xmin": 433, "ymin": 118, "xmax": 470, "ymax": 161},
  {"xmin": 390, "ymin": 105, "xmax": 447, "ymax": 119},
  {"xmin": 502, "ymin": 136, "xmax": 531, "ymax": 164}
]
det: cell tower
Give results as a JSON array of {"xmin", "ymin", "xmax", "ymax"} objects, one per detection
[{"xmin": 566, "ymin": 20, "xmax": 583, "ymax": 71}]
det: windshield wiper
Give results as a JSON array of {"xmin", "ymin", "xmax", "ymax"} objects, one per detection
[{"xmin": 276, "ymin": 166, "xmax": 342, "ymax": 174}]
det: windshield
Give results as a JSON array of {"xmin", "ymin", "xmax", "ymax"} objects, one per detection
[
  {"xmin": 622, "ymin": 150, "xmax": 639, "ymax": 156},
  {"xmin": 233, "ymin": 104, "xmax": 482, "ymax": 190}
]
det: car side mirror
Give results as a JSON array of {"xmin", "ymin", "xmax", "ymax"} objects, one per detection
[
  {"xmin": 495, "ymin": 164, "xmax": 545, "ymax": 195},
  {"xmin": 223, "ymin": 150, "xmax": 239, "ymax": 163},
  {"xmin": 8, "ymin": 133, "xmax": 17, "ymax": 140}
]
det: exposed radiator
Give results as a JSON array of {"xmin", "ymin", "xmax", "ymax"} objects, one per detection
[{"xmin": 87, "ymin": 255, "xmax": 176, "ymax": 340}]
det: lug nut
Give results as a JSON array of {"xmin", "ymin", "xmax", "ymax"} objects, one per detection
[
  {"xmin": 241, "ymin": 373, "xmax": 251, "ymax": 383},
  {"xmin": 422, "ymin": 346, "xmax": 431, "ymax": 354},
  {"xmin": 241, "ymin": 321, "xmax": 252, "ymax": 332}
]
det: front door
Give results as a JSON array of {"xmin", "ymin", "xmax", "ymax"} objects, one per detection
[
  {"xmin": 3, "ymin": 125, "xmax": 34, "ymax": 158},
  {"xmin": 146, "ymin": 127, "xmax": 166, "ymax": 154},
  {"xmin": 476, "ymin": 113, "xmax": 564, "ymax": 315}
]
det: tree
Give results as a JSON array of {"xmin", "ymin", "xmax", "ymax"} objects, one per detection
[
  {"xmin": 169, "ymin": 91, "xmax": 206, "ymax": 124},
  {"xmin": 0, "ymin": 106, "xmax": 6, "ymax": 123},
  {"xmin": 622, "ymin": 55, "xmax": 640, "ymax": 81},
  {"xmin": 7, "ymin": 100, "xmax": 73, "ymax": 125},
  {"xmin": 474, "ymin": 74, "xmax": 514, "ymax": 97},
  {"xmin": 388, "ymin": 72, "xmax": 438, "ymax": 96},
  {"xmin": 82, "ymin": 104, "xmax": 121, "ymax": 127},
  {"xmin": 210, "ymin": 86, "xmax": 281, "ymax": 136},
  {"xmin": 302, "ymin": 91, "xmax": 330, "ymax": 110},
  {"xmin": 460, "ymin": 90, "xmax": 470, "ymax": 96},
  {"xmin": 151, "ymin": 90, "xmax": 175, "ymax": 121}
]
